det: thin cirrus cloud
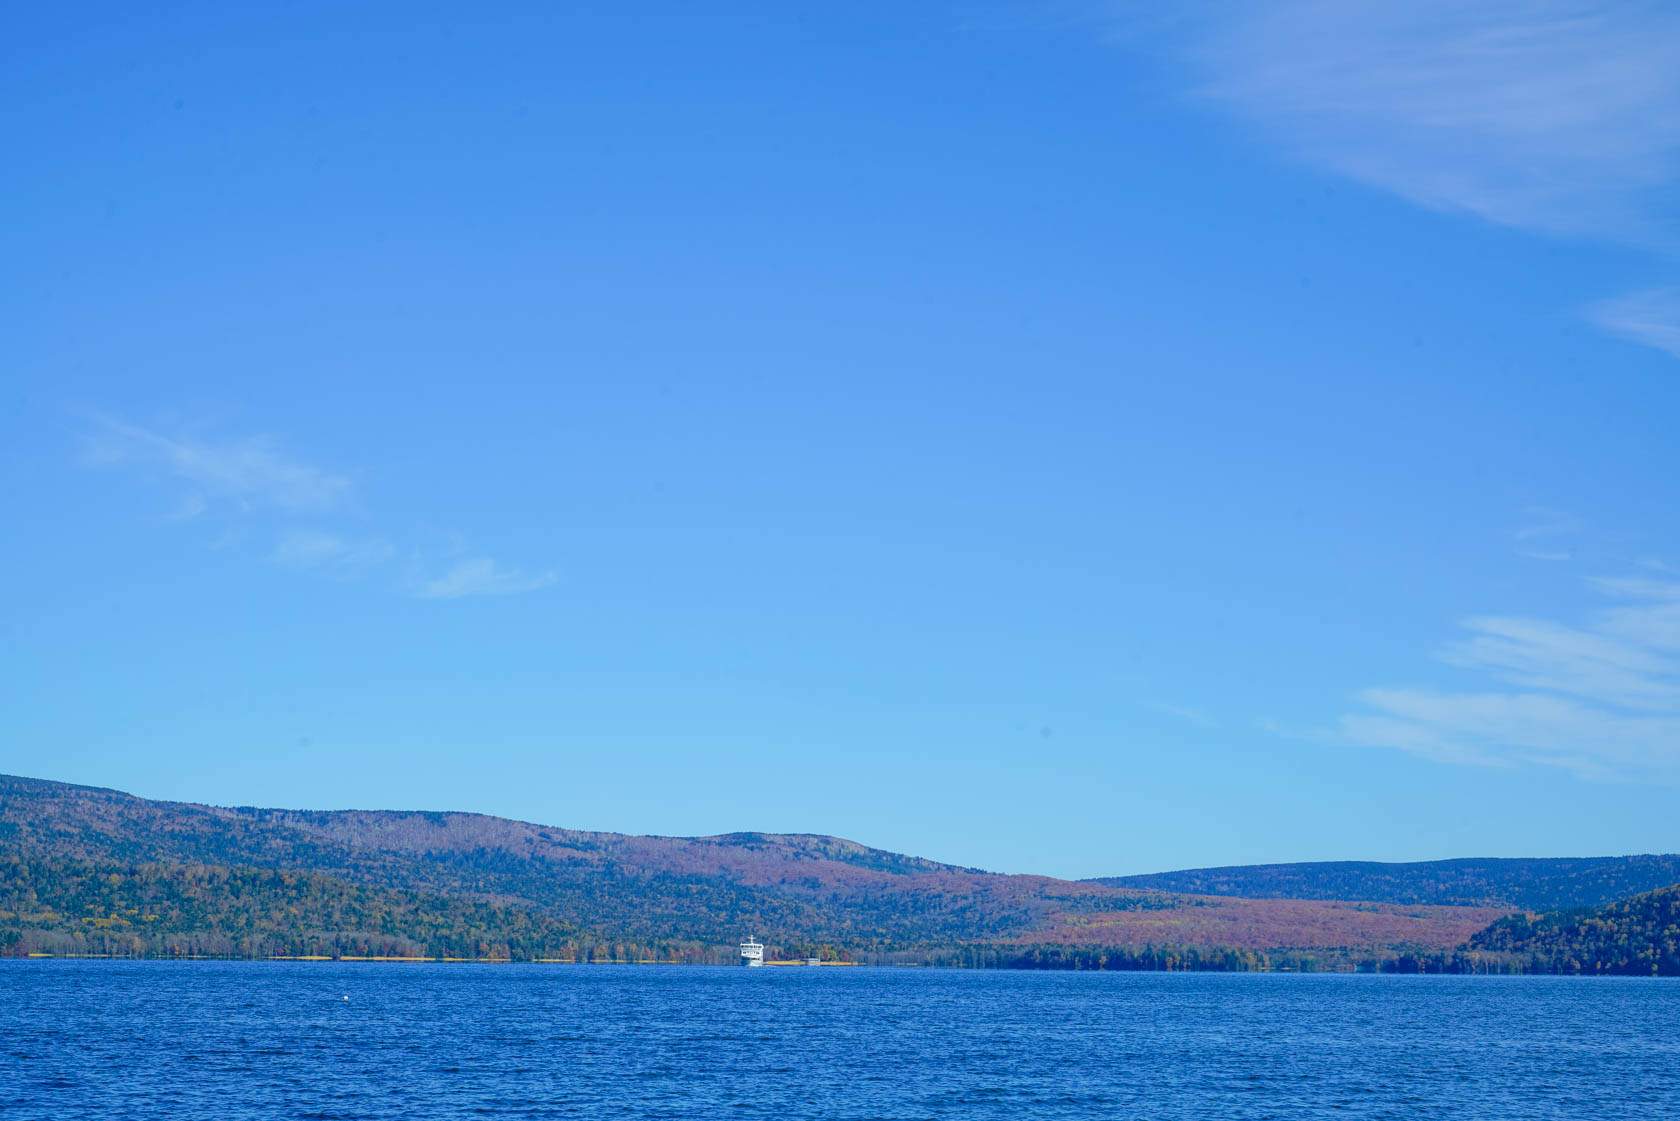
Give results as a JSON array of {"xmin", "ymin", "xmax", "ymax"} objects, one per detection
[
  {"xmin": 86, "ymin": 416, "xmax": 351, "ymax": 513},
  {"xmin": 270, "ymin": 530, "xmax": 396, "ymax": 574},
  {"xmin": 415, "ymin": 557, "xmax": 558, "ymax": 600},
  {"xmin": 1340, "ymin": 578, "xmax": 1680, "ymax": 781},
  {"xmin": 1155, "ymin": 702, "xmax": 1216, "ymax": 727},
  {"xmin": 86, "ymin": 416, "xmax": 551, "ymax": 601},
  {"xmin": 1588, "ymin": 287, "xmax": 1680, "ymax": 359},
  {"xmin": 1513, "ymin": 507, "xmax": 1577, "ymax": 562},
  {"xmin": 1126, "ymin": 0, "xmax": 1680, "ymax": 357},
  {"xmin": 1111, "ymin": 5, "xmax": 1680, "ymax": 776}
]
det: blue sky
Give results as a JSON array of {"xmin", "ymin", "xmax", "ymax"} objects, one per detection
[{"xmin": 5, "ymin": 2, "xmax": 1680, "ymax": 878}]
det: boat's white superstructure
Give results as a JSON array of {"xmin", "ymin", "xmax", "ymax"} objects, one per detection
[{"xmin": 740, "ymin": 936, "xmax": 764, "ymax": 967}]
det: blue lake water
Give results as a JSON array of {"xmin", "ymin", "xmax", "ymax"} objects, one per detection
[{"xmin": 4, "ymin": 961, "xmax": 1677, "ymax": 1119}]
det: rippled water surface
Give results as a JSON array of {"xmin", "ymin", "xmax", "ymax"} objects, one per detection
[{"xmin": 5, "ymin": 961, "xmax": 1678, "ymax": 1119}]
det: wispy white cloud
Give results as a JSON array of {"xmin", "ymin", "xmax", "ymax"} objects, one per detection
[
  {"xmin": 1439, "ymin": 613, "xmax": 1680, "ymax": 709},
  {"xmin": 1342, "ymin": 577, "xmax": 1680, "ymax": 780},
  {"xmin": 170, "ymin": 492, "xmax": 209, "ymax": 522},
  {"xmin": 85, "ymin": 414, "xmax": 555, "ymax": 600},
  {"xmin": 1339, "ymin": 707, "xmax": 1514, "ymax": 769},
  {"xmin": 1120, "ymin": 1, "xmax": 1680, "ymax": 358},
  {"xmin": 87, "ymin": 417, "xmax": 350, "ymax": 513},
  {"xmin": 1514, "ymin": 507, "xmax": 1579, "ymax": 541},
  {"xmin": 414, "ymin": 557, "xmax": 558, "ymax": 600},
  {"xmin": 1591, "ymin": 576, "xmax": 1680, "ymax": 651},
  {"xmin": 1155, "ymin": 702, "xmax": 1216, "ymax": 726},
  {"xmin": 1150, "ymin": 0, "xmax": 1680, "ymax": 244},
  {"xmin": 1587, "ymin": 287, "xmax": 1680, "ymax": 358},
  {"xmin": 270, "ymin": 530, "xmax": 394, "ymax": 573},
  {"xmin": 1512, "ymin": 507, "xmax": 1578, "ymax": 561}
]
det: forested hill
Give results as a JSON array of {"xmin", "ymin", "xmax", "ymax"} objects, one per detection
[
  {"xmin": 1095, "ymin": 856, "xmax": 1680, "ymax": 912},
  {"xmin": 1468, "ymin": 885, "xmax": 1680, "ymax": 975},
  {"xmin": 0, "ymin": 774, "xmax": 1015, "ymax": 947},
  {"xmin": 1, "ymin": 774, "xmax": 1513, "ymax": 958},
  {"xmin": 1, "ymin": 853, "xmax": 593, "ymax": 961}
]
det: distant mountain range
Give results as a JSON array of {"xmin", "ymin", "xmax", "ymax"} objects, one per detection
[
  {"xmin": 1096, "ymin": 855, "xmax": 1680, "ymax": 911},
  {"xmin": 3, "ymin": 774, "xmax": 1676, "ymax": 972}
]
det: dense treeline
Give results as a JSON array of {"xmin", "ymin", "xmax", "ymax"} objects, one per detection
[
  {"xmin": 941, "ymin": 885, "xmax": 1680, "ymax": 975},
  {"xmin": 0, "ymin": 854, "xmax": 722, "ymax": 963},
  {"xmin": 8, "ymin": 850, "xmax": 1679, "ymax": 975},
  {"xmin": 1100, "ymin": 856, "xmax": 1680, "ymax": 912},
  {"xmin": 966, "ymin": 945, "xmax": 1279, "ymax": 971},
  {"xmin": 922, "ymin": 944, "xmax": 1532, "ymax": 974},
  {"xmin": 1468, "ymin": 885, "xmax": 1680, "ymax": 975}
]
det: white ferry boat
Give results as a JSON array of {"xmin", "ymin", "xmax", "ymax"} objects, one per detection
[{"xmin": 740, "ymin": 936, "xmax": 764, "ymax": 967}]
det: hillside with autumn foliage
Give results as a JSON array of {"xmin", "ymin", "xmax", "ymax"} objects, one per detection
[
  {"xmin": 1468, "ymin": 885, "xmax": 1680, "ymax": 975},
  {"xmin": 2, "ymin": 773, "xmax": 1668, "ymax": 968}
]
